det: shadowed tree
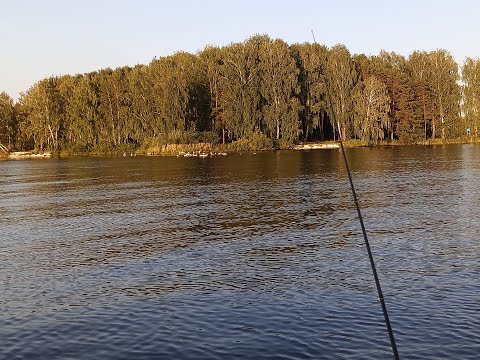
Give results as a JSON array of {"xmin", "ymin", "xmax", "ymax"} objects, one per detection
[
  {"xmin": 408, "ymin": 51, "xmax": 436, "ymax": 141},
  {"xmin": 290, "ymin": 42, "xmax": 328, "ymax": 141},
  {"xmin": 200, "ymin": 46, "xmax": 226, "ymax": 142},
  {"xmin": 355, "ymin": 52, "xmax": 420, "ymax": 142},
  {"xmin": 95, "ymin": 68, "xmax": 121, "ymax": 146},
  {"xmin": 375, "ymin": 52, "xmax": 419, "ymax": 141}
]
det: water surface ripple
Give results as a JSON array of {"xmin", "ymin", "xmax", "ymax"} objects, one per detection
[{"xmin": 1, "ymin": 145, "xmax": 479, "ymax": 359}]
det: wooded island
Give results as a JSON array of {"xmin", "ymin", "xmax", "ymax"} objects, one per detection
[{"xmin": 1, "ymin": 35, "xmax": 479, "ymax": 156}]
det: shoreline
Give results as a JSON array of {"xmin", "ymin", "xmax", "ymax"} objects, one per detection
[{"xmin": 2, "ymin": 138, "xmax": 479, "ymax": 160}]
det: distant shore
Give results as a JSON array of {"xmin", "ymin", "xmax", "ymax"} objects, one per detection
[{"xmin": 2, "ymin": 137, "xmax": 479, "ymax": 160}]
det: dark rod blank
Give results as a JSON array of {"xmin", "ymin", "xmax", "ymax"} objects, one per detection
[
  {"xmin": 311, "ymin": 29, "xmax": 399, "ymax": 358},
  {"xmin": 338, "ymin": 139, "xmax": 400, "ymax": 360}
]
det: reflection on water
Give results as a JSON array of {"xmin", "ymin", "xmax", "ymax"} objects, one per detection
[{"xmin": 1, "ymin": 145, "xmax": 480, "ymax": 359}]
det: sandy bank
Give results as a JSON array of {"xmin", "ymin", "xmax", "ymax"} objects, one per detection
[
  {"xmin": 293, "ymin": 143, "xmax": 340, "ymax": 150},
  {"xmin": 8, "ymin": 151, "xmax": 52, "ymax": 159}
]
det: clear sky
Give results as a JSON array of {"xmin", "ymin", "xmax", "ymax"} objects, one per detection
[{"xmin": 1, "ymin": 0, "xmax": 479, "ymax": 100}]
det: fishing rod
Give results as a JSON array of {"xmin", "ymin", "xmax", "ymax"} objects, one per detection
[{"xmin": 310, "ymin": 30, "xmax": 400, "ymax": 360}]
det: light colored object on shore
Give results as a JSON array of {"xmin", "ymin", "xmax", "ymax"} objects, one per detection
[
  {"xmin": 177, "ymin": 151, "xmax": 228, "ymax": 158},
  {"xmin": 294, "ymin": 143, "xmax": 340, "ymax": 150},
  {"xmin": 8, "ymin": 151, "xmax": 52, "ymax": 159}
]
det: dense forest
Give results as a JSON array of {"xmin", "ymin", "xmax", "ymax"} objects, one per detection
[{"xmin": 1, "ymin": 35, "xmax": 480, "ymax": 154}]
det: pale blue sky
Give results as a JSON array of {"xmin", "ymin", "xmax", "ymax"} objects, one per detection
[{"xmin": 1, "ymin": 0, "xmax": 479, "ymax": 100}]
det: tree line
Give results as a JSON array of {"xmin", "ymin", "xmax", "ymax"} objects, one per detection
[{"xmin": 1, "ymin": 34, "xmax": 480, "ymax": 153}]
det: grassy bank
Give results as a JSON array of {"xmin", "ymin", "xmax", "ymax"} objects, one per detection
[{"xmin": 24, "ymin": 135, "xmax": 480, "ymax": 159}]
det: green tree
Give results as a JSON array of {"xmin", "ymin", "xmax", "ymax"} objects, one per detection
[
  {"xmin": 326, "ymin": 44, "xmax": 357, "ymax": 140},
  {"xmin": 258, "ymin": 36, "xmax": 301, "ymax": 142},
  {"xmin": 408, "ymin": 50, "xmax": 461, "ymax": 140},
  {"xmin": 462, "ymin": 57, "xmax": 480, "ymax": 138},
  {"xmin": 356, "ymin": 52, "xmax": 420, "ymax": 142},
  {"xmin": 353, "ymin": 76, "xmax": 391, "ymax": 143},
  {"xmin": 217, "ymin": 37, "xmax": 263, "ymax": 140},
  {"xmin": 200, "ymin": 46, "xmax": 225, "ymax": 141},
  {"xmin": 95, "ymin": 67, "xmax": 134, "ymax": 147},
  {"xmin": 408, "ymin": 51, "xmax": 436, "ymax": 141},
  {"xmin": 62, "ymin": 74, "xmax": 98, "ymax": 149},
  {"xmin": 0, "ymin": 92, "xmax": 16, "ymax": 149},
  {"xmin": 150, "ymin": 54, "xmax": 190, "ymax": 136},
  {"xmin": 127, "ymin": 65, "xmax": 156, "ymax": 140},
  {"xmin": 290, "ymin": 43, "xmax": 328, "ymax": 140},
  {"xmin": 18, "ymin": 77, "xmax": 64, "ymax": 150},
  {"xmin": 374, "ymin": 52, "xmax": 419, "ymax": 141},
  {"xmin": 429, "ymin": 50, "xmax": 461, "ymax": 139}
]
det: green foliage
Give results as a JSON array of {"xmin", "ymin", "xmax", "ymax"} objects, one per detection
[
  {"xmin": 290, "ymin": 43, "xmax": 329, "ymax": 141},
  {"xmin": 258, "ymin": 37, "xmax": 301, "ymax": 141},
  {"xmin": 353, "ymin": 76, "xmax": 391, "ymax": 143},
  {"xmin": 462, "ymin": 58, "xmax": 480, "ymax": 138},
  {"xmin": 17, "ymin": 77, "xmax": 64, "ymax": 151},
  {"xmin": 217, "ymin": 36, "xmax": 263, "ymax": 140},
  {"xmin": 326, "ymin": 45, "xmax": 357, "ymax": 140},
  {"xmin": 4, "ymin": 36, "xmax": 468, "ymax": 153},
  {"xmin": 0, "ymin": 91, "xmax": 15, "ymax": 149},
  {"xmin": 150, "ymin": 130, "xmax": 218, "ymax": 146},
  {"xmin": 407, "ymin": 50, "xmax": 461, "ymax": 140},
  {"xmin": 356, "ymin": 52, "xmax": 421, "ymax": 142},
  {"xmin": 200, "ymin": 46, "xmax": 225, "ymax": 137},
  {"xmin": 226, "ymin": 131, "xmax": 274, "ymax": 151}
]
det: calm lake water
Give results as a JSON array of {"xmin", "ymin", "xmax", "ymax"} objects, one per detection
[{"xmin": 1, "ymin": 145, "xmax": 479, "ymax": 359}]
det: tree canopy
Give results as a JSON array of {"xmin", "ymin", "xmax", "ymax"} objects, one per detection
[{"xmin": 0, "ymin": 35, "xmax": 475, "ymax": 153}]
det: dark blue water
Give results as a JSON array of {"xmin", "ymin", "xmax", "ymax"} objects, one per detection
[{"xmin": 1, "ymin": 145, "xmax": 479, "ymax": 359}]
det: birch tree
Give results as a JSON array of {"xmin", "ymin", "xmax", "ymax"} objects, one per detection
[
  {"xmin": 462, "ymin": 57, "xmax": 480, "ymax": 138},
  {"xmin": 259, "ymin": 37, "xmax": 301, "ymax": 142},
  {"xmin": 353, "ymin": 76, "xmax": 391, "ymax": 143},
  {"xmin": 290, "ymin": 43, "xmax": 328, "ymax": 140},
  {"xmin": 218, "ymin": 37, "xmax": 262, "ymax": 140},
  {"xmin": 326, "ymin": 45, "xmax": 357, "ymax": 140}
]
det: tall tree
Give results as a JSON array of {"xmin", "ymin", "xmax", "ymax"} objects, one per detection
[
  {"xmin": 408, "ymin": 51, "xmax": 436, "ymax": 141},
  {"xmin": 326, "ymin": 45, "xmax": 357, "ymax": 140},
  {"xmin": 462, "ymin": 57, "xmax": 480, "ymax": 138},
  {"xmin": 352, "ymin": 76, "xmax": 391, "ymax": 143},
  {"xmin": 62, "ymin": 74, "xmax": 98, "ymax": 149},
  {"xmin": 18, "ymin": 77, "xmax": 64, "ymax": 150},
  {"xmin": 374, "ymin": 52, "xmax": 420, "ymax": 141},
  {"xmin": 408, "ymin": 50, "xmax": 461, "ymax": 140},
  {"xmin": 0, "ymin": 92, "xmax": 16, "ymax": 149},
  {"xmin": 95, "ymin": 67, "xmax": 133, "ymax": 146},
  {"xmin": 258, "ymin": 36, "xmax": 301, "ymax": 142},
  {"xmin": 217, "ymin": 37, "xmax": 263, "ymax": 140},
  {"xmin": 128, "ymin": 65, "xmax": 156, "ymax": 140},
  {"xmin": 429, "ymin": 49, "xmax": 461, "ymax": 139},
  {"xmin": 290, "ymin": 43, "xmax": 328, "ymax": 140},
  {"xmin": 200, "ymin": 46, "xmax": 226, "ymax": 142},
  {"xmin": 150, "ymin": 55, "xmax": 190, "ymax": 136}
]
